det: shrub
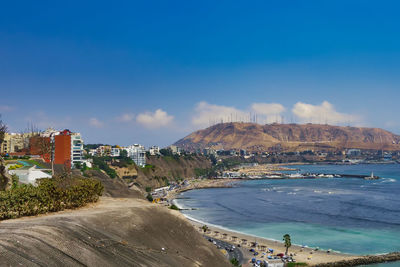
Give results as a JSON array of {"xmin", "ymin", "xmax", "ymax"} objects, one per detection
[
  {"xmin": 0, "ymin": 177, "xmax": 103, "ymax": 220},
  {"xmin": 230, "ymin": 258, "xmax": 240, "ymax": 266},
  {"xmin": 287, "ymin": 263, "xmax": 308, "ymax": 267},
  {"xmin": 146, "ymin": 193, "xmax": 153, "ymax": 202},
  {"xmin": 169, "ymin": 204, "xmax": 180, "ymax": 210},
  {"xmin": 145, "ymin": 186, "xmax": 152, "ymax": 192}
]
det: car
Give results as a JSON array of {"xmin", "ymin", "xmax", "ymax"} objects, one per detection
[
  {"xmin": 254, "ymin": 252, "xmax": 259, "ymax": 256},
  {"xmin": 251, "ymin": 258, "xmax": 256, "ymax": 263},
  {"xmin": 277, "ymin": 253, "xmax": 284, "ymax": 257},
  {"xmin": 237, "ymin": 244, "xmax": 241, "ymax": 247},
  {"xmin": 250, "ymin": 249, "xmax": 255, "ymax": 252}
]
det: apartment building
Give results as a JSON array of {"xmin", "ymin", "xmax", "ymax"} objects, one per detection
[{"xmin": 125, "ymin": 144, "xmax": 146, "ymax": 167}]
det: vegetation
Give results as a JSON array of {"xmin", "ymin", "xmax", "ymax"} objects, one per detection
[
  {"xmin": 169, "ymin": 204, "xmax": 180, "ymax": 210},
  {"xmin": 146, "ymin": 193, "xmax": 153, "ymax": 202},
  {"xmin": 287, "ymin": 263, "xmax": 308, "ymax": 267},
  {"xmin": 7, "ymin": 164, "xmax": 23, "ymax": 170},
  {"xmin": 0, "ymin": 114, "xmax": 7, "ymax": 146},
  {"xmin": 92, "ymin": 157, "xmax": 117, "ymax": 178},
  {"xmin": 0, "ymin": 176, "xmax": 103, "ymax": 220},
  {"xmin": 283, "ymin": 234, "xmax": 292, "ymax": 255},
  {"xmin": 230, "ymin": 258, "xmax": 241, "ymax": 266},
  {"xmin": 145, "ymin": 186, "xmax": 152, "ymax": 192},
  {"xmin": 201, "ymin": 225, "xmax": 209, "ymax": 233}
]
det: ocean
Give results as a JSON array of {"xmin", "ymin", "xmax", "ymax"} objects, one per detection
[{"xmin": 175, "ymin": 164, "xmax": 400, "ymax": 262}]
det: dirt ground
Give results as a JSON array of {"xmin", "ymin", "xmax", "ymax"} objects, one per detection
[{"xmin": 0, "ymin": 197, "xmax": 231, "ymax": 267}]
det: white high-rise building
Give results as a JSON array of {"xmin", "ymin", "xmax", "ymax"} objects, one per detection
[
  {"xmin": 125, "ymin": 144, "xmax": 146, "ymax": 167},
  {"xmin": 70, "ymin": 133, "xmax": 84, "ymax": 167}
]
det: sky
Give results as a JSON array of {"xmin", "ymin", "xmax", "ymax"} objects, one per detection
[{"xmin": 1, "ymin": 1, "xmax": 400, "ymax": 147}]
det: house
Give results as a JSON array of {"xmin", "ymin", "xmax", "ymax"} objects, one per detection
[
  {"xmin": 110, "ymin": 147, "xmax": 120, "ymax": 157},
  {"xmin": 169, "ymin": 145, "xmax": 181, "ymax": 155},
  {"xmin": 148, "ymin": 146, "xmax": 160, "ymax": 156}
]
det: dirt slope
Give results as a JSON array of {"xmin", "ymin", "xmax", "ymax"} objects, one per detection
[
  {"xmin": 134, "ymin": 155, "xmax": 212, "ymax": 189},
  {"xmin": 175, "ymin": 122, "xmax": 400, "ymax": 152},
  {"xmin": 0, "ymin": 197, "xmax": 230, "ymax": 267}
]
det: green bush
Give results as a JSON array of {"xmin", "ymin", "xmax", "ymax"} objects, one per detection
[
  {"xmin": 145, "ymin": 186, "xmax": 152, "ymax": 192},
  {"xmin": 0, "ymin": 177, "xmax": 104, "ymax": 220},
  {"xmin": 230, "ymin": 258, "xmax": 241, "ymax": 266},
  {"xmin": 169, "ymin": 204, "xmax": 180, "ymax": 210},
  {"xmin": 146, "ymin": 193, "xmax": 153, "ymax": 202},
  {"xmin": 287, "ymin": 263, "xmax": 308, "ymax": 267},
  {"xmin": 92, "ymin": 157, "xmax": 117, "ymax": 178}
]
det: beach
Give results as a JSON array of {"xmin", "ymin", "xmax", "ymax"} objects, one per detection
[{"xmin": 187, "ymin": 216, "xmax": 359, "ymax": 266}]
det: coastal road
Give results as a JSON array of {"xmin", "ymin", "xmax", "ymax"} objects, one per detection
[{"xmin": 203, "ymin": 236, "xmax": 244, "ymax": 265}]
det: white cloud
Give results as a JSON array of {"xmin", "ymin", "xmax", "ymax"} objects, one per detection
[
  {"xmin": 251, "ymin": 103, "xmax": 286, "ymax": 124},
  {"xmin": 136, "ymin": 109, "xmax": 174, "ymax": 129},
  {"xmin": 192, "ymin": 101, "xmax": 286, "ymax": 128},
  {"xmin": 116, "ymin": 113, "xmax": 135, "ymax": 122},
  {"xmin": 292, "ymin": 101, "xmax": 360, "ymax": 125},
  {"xmin": 89, "ymin": 117, "xmax": 104, "ymax": 128},
  {"xmin": 192, "ymin": 102, "xmax": 247, "ymax": 128}
]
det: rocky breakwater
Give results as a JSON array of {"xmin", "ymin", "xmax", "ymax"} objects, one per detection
[{"xmin": 315, "ymin": 252, "xmax": 400, "ymax": 267}]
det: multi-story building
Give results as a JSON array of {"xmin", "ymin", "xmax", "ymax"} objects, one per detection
[
  {"xmin": 70, "ymin": 132, "xmax": 84, "ymax": 166},
  {"xmin": 148, "ymin": 145, "xmax": 160, "ymax": 156},
  {"xmin": 125, "ymin": 144, "xmax": 146, "ymax": 167},
  {"xmin": 1, "ymin": 133, "xmax": 30, "ymax": 154},
  {"xmin": 110, "ymin": 147, "xmax": 120, "ymax": 157},
  {"xmin": 169, "ymin": 145, "xmax": 181, "ymax": 155},
  {"xmin": 96, "ymin": 145, "xmax": 111, "ymax": 157}
]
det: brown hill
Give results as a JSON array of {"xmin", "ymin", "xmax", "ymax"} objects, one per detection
[{"xmin": 174, "ymin": 123, "xmax": 400, "ymax": 152}]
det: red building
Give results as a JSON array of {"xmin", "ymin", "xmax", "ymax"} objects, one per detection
[{"xmin": 54, "ymin": 130, "xmax": 72, "ymax": 168}]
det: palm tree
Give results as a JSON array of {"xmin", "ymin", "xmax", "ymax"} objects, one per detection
[
  {"xmin": 202, "ymin": 225, "xmax": 209, "ymax": 233},
  {"xmin": 283, "ymin": 234, "xmax": 291, "ymax": 255}
]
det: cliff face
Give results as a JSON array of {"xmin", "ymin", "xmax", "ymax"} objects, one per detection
[
  {"xmin": 134, "ymin": 155, "xmax": 212, "ymax": 188},
  {"xmin": 175, "ymin": 123, "xmax": 400, "ymax": 152}
]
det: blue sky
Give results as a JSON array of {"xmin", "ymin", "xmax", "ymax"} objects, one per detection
[{"xmin": 1, "ymin": 1, "xmax": 400, "ymax": 147}]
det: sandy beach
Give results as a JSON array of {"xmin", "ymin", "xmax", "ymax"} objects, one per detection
[
  {"xmin": 165, "ymin": 178, "xmax": 360, "ymax": 266},
  {"xmin": 188, "ymin": 218, "xmax": 359, "ymax": 266}
]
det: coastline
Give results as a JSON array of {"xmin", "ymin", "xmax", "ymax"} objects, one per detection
[
  {"xmin": 168, "ymin": 177, "xmax": 400, "ymax": 266},
  {"xmin": 181, "ymin": 210, "xmax": 358, "ymax": 266}
]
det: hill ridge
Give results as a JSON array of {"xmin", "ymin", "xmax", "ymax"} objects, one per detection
[{"xmin": 174, "ymin": 122, "xmax": 400, "ymax": 152}]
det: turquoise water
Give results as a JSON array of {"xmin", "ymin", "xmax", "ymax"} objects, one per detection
[{"xmin": 176, "ymin": 164, "xmax": 400, "ymax": 257}]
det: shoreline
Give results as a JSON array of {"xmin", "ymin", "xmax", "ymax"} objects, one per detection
[
  {"xmin": 168, "ymin": 177, "xmax": 400, "ymax": 266},
  {"xmin": 184, "ymin": 214, "xmax": 359, "ymax": 266}
]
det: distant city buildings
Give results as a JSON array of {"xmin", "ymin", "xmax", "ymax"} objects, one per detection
[
  {"xmin": 28, "ymin": 128, "xmax": 84, "ymax": 169},
  {"xmin": 0, "ymin": 132, "xmax": 32, "ymax": 154}
]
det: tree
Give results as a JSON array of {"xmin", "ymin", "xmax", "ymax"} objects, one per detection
[
  {"xmin": 120, "ymin": 149, "xmax": 128, "ymax": 158},
  {"xmin": 283, "ymin": 234, "xmax": 291, "ymax": 255},
  {"xmin": 202, "ymin": 225, "xmax": 209, "ymax": 233},
  {"xmin": 0, "ymin": 115, "xmax": 7, "ymax": 147}
]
